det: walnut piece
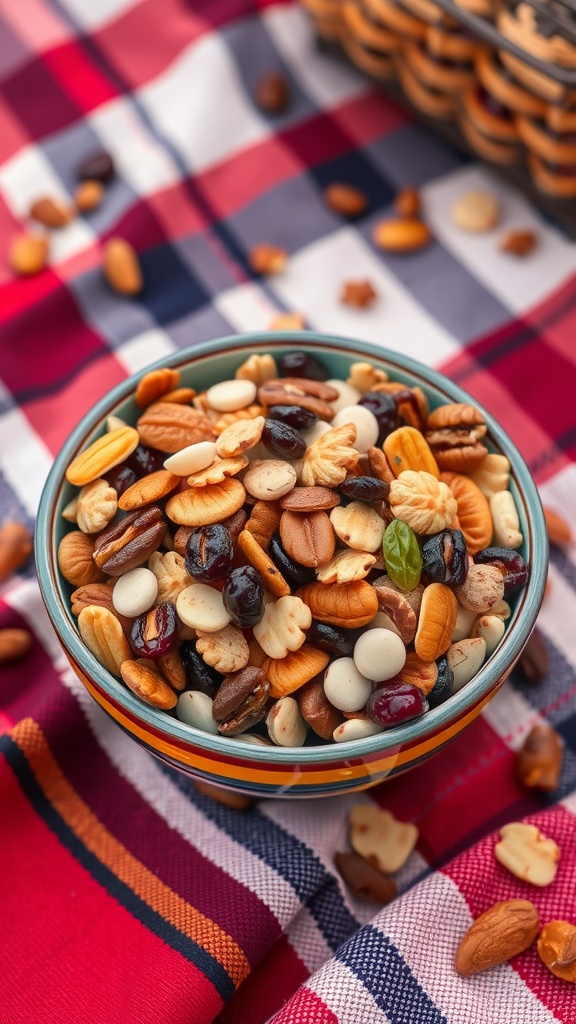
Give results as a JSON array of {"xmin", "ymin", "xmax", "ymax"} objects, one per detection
[
  {"xmin": 300, "ymin": 423, "xmax": 359, "ymax": 487},
  {"xmin": 148, "ymin": 551, "xmax": 194, "ymax": 604},
  {"xmin": 196, "ymin": 624, "xmax": 250, "ymax": 674},
  {"xmin": 389, "ymin": 470, "xmax": 457, "ymax": 534},
  {"xmin": 76, "ymin": 478, "xmax": 118, "ymax": 534}
]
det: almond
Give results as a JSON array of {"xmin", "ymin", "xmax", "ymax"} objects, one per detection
[
  {"xmin": 279, "ymin": 486, "xmax": 340, "ymax": 512},
  {"xmin": 75, "ymin": 180, "xmax": 104, "ymax": 212},
  {"xmin": 66, "ymin": 426, "xmax": 140, "ymax": 486},
  {"xmin": 103, "ymin": 238, "xmax": 142, "ymax": 296},
  {"xmin": 543, "ymin": 506, "xmax": 572, "ymax": 546},
  {"xmin": 118, "ymin": 469, "xmax": 180, "ymax": 511},
  {"xmin": 9, "ymin": 234, "xmax": 49, "ymax": 276},
  {"xmin": 296, "ymin": 580, "xmax": 378, "ymax": 628},
  {"xmin": 280, "ymin": 510, "xmax": 335, "ymax": 568},
  {"xmin": 394, "ymin": 187, "xmax": 420, "ymax": 218},
  {"xmin": 373, "ymin": 218, "xmax": 432, "ymax": 253},
  {"xmin": 137, "ymin": 401, "xmax": 215, "ymax": 453},
  {"xmin": 0, "ymin": 628, "xmax": 32, "ymax": 663},
  {"xmin": 166, "ymin": 479, "xmax": 246, "ymax": 527},
  {"xmin": 455, "ymin": 899, "xmax": 539, "ymax": 976},
  {"xmin": 0, "ymin": 521, "xmax": 33, "ymax": 580},
  {"xmin": 324, "ymin": 182, "xmax": 368, "ymax": 217},
  {"xmin": 516, "ymin": 723, "xmax": 564, "ymax": 792},
  {"xmin": 135, "ymin": 367, "xmax": 181, "ymax": 408},
  {"xmin": 120, "ymin": 659, "xmax": 177, "ymax": 709},
  {"xmin": 30, "ymin": 196, "xmax": 73, "ymax": 228}
]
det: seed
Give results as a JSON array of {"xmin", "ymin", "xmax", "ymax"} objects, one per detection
[
  {"xmin": 29, "ymin": 196, "xmax": 73, "ymax": 228},
  {"xmin": 103, "ymin": 238, "xmax": 142, "ymax": 296},
  {"xmin": 75, "ymin": 180, "xmax": 104, "ymax": 212}
]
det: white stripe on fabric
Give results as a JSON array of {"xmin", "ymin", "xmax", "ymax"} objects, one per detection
[
  {"xmin": 0, "ymin": 408, "xmax": 53, "ymax": 518},
  {"xmin": 304, "ymin": 958, "xmax": 391, "ymax": 1024},
  {"xmin": 115, "ymin": 327, "xmax": 177, "ymax": 376},
  {"xmin": 537, "ymin": 568, "xmax": 576, "ymax": 672},
  {"xmin": 285, "ymin": 906, "xmax": 336, "ymax": 977},
  {"xmin": 482, "ymin": 683, "xmax": 542, "ymax": 749},
  {"xmin": 373, "ymin": 872, "xmax": 560, "ymax": 1024},
  {"xmin": 89, "ymin": 98, "xmax": 181, "ymax": 197},
  {"xmin": 213, "ymin": 282, "xmax": 279, "ymax": 333},
  {"xmin": 538, "ymin": 466, "xmax": 576, "ymax": 573}
]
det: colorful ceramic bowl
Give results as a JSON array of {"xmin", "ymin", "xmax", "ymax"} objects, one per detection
[{"xmin": 36, "ymin": 332, "xmax": 547, "ymax": 798}]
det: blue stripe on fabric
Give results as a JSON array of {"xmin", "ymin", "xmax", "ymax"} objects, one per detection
[
  {"xmin": 336, "ymin": 924, "xmax": 448, "ymax": 1024},
  {"xmin": 162, "ymin": 764, "xmax": 361, "ymax": 953}
]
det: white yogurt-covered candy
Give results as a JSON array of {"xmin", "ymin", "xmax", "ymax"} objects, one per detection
[
  {"xmin": 353, "ymin": 628, "xmax": 406, "ymax": 682},
  {"xmin": 164, "ymin": 440, "xmax": 217, "ymax": 476},
  {"xmin": 324, "ymin": 657, "xmax": 372, "ymax": 712},
  {"xmin": 176, "ymin": 584, "xmax": 231, "ymax": 632},
  {"xmin": 176, "ymin": 691, "xmax": 219, "ymax": 734},
  {"xmin": 300, "ymin": 420, "xmax": 331, "ymax": 446},
  {"xmin": 325, "ymin": 379, "xmax": 361, "ymax": 413},
  {"xmin": 333, "ymin": 718, "xmax": 383, "ymax": 742},
  {"xmin": 206, "ymin": 379, "xmax": 256, "ymax": 412},
  {"xmin": 112, "ymin": 567, "xmax": 158, "ymax": 618},
  {"xmin": 332, "ymin": 405, "xmax": 379, "ymax": 452}
]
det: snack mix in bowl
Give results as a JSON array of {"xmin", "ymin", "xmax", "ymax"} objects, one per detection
[{"xmin": 38, "ymin": 334, "xmax": 546, "ymax": 797}]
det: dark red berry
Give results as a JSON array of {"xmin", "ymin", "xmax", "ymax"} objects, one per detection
[
  {"xmin": 222, "ymin": 566, "xmax": 265, "ymax": 627},
  {"xmin": 358, "ymin": 392, "xmax": 398, "ymax": 444},
  {"xmin": 366, "ymin": 681, "xmax": 427, "ymax": 727},
  {"xmin": 105, "ymin": 463, "xmax": 138, "ymax": 497},
  {"xmin": 262, "ymin": 419, "xmax": 306, "ymax": 459},
  {"xmin": 131, "ymin": 602, "xmax": 178, "ymax": 658},
  {"xmin": 185, "ymin": 524, "xmax": 233, "ymax": 582}
]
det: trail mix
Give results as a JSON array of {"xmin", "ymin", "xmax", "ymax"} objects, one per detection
[{"xmin": 58, "ymin": 350, "xmax": 531, "ymax": 747}]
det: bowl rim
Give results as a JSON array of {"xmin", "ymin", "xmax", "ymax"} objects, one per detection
[{"xmin": 36, "ymin": 330, "xmax": 548, "ymax": 765}]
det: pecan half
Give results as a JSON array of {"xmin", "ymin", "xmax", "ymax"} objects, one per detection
[
  {"xmin": 93, "ymin": 506, "xmax": 165, "ymax": 576},
  {"xmin": 212, "ymin": 666, "xmax": 270, "ymax": 736},
  {"xmin": 257, "ymin": 379, "xmax": 337, "ymax": 421}
]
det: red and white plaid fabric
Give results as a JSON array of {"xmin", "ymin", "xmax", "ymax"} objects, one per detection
[{"xmin": 1, "ymin": 2, "xmax": 575, "ymax": 1022}]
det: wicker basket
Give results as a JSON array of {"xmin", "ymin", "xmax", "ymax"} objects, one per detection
[{"xmin": 301, "ymin": 0, "xmax": 576, "ymax": 204}]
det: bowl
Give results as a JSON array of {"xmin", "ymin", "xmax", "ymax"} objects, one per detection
[{"xmin": 36, "ymin": 331, "xmax": 547, "ymax": 798}]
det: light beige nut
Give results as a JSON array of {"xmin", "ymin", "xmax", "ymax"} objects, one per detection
[
  {"xmin": 213, "ymin": 405, "xmax": 266, "ymax": 435},
  {"xmin": 78, "ymin": 605, "xmax": 132, "ymax": 677},
  {"xmin": 469, "ymin": 453, "xmax": 511, "ymax": 500},
  {"xmin": 297, "ymin": 580, "xmax": 379, "ymax": 629},
  {"xmin": 347, "ymin": 362, "xmax": 388, "ymax": 393},
  {"xmin": 452, "ymin": 190, "xmax": 500, "ymax": 232},
  {"xmin": 0, "ymin": 628, "xmax": 33, "ymax": 663},
  {"xmin": 216, "ymin": 416, "xmax": 265, "ymax": 458},
  {"xmin": 118, "ymin": 469, "xmax": 180, "ymax": 510},
  {"xmin": 452, "ymin": 603, "xmax": 477, "ymax": 642},
  {"xmin": 249, "ymin": 244, "xmax": 287, "ymax": 275},
  {"xmin": 75, "ymin": 180, "xmax": 104, "ymax": 212},
  {"xmin": 267, "ymin": 313, "xmax": 306, "ymax": 331},
  {"xmin": 263, "ymin": 644, "xmax": 330, "ymax": 698},
  {"xmin": 494, "ymin": 822, "xmax": 560, "ymax": 887},
  {"xmin": 137, "ymin": 401, "xmax": 215, "ymax": 453},
  {"xmin": 29, "ymin": 196, "xmax": 73, "ymax": 228},
  {"xmin": 543, "ymin": 506, "xmax": 572, "ymax": 546},
  {"xmin": 196, "ymin": 624, "xmax": 250, "ymax": 674},
  {"xmin": 177, "ymin": 583, "xmax": 231, "ymax": 632},
  {"xmin": 135, "ymin": 367, "xmax": 181, "ymax": 408},
  {"xmin": 329, "ymin": 501, "xmax": 385, "ymax": 552},
  {"xmin": 66, "ymin": 426, "xmax": 140, "ymax": 486},
  {"xmin": 0, "ymin": 521, "xmax": 33, "ymax": 580},
  {"xmin": 280, "ymin": 509, "xmax": 335, "ymax": 568},
  {"xmin": 456, "ymin": 564, "xmax": 505, "ymax": 613},
  {"xmin": 517, "ymin": 723, "xmax": 564, "ymax": 793},
  {"xmin": 186, "ymin": 455, "xmax": 248, "ymax": 487},
  {"xmin": 374, "ymin": 584, "xmax": 417, "ymax": 645},
  {"xmin": 243, "ymin": 459, "xmax": 297, "ymax": 501},
  {"xmin": 490, "ymin": 490, "xmax": 523, "ymax": 549},
  {"xmin": 237, "ymin": 529, "xmax": 290, "ymax": 598},
  {"xmin": 120, "ymin": 659, "xmax": 177, "ymax": 709},
  {"xmin": 166, "ymin": 478, "xmax": 246, "ymax": 526},
  {"xmin": 9, "ymin": 234, "xmax": 49, "ymax": 276},
  {"xmin": 244, "ymin": 500, "xmax": 282, "ymax": 550},
  {"xmin": 414, "ymin": 583, "xmax": 458, "ymax": 662},
  {"xmin": 389, "ymin": 470, "xmax": 457, "ymax": 534},
  {"xmin": 58, "ymin": 531, "xmax": 103, "ymax": 587},
  {"xmin": 373, "ymin": 217, "xmax": 433, "ymax": 252},
  {"xmin": 300, "ymin": 423, "xmax": 359, "ymax": 487},
  {"xmin": 471, "ymin": 614, "xmax": 505, "ymax": 655},
  {"xmin": 349, "ymin": 804, "xmax": 419, "ymax": 873},
  {"xmin": 537, "ymin": 921, "xmax": 576, "ymax": 982},
  {"xmin": 316, "ymin": 549, "xmax": 376, "ymax": 585},
  {"xmin": 103, "ymin": 238, "xmax": 142, "ymax": 296},
  {"xmin": 148, "ymin": 551, "xmax": 194, "ymax": 604},
  {"xmin": 164, "ymin": 441, "xmax": 217, "ymax": 478},
  {"xmin": 266, "ymin": 696, "xmax": 308, "ymax": 747},
  {"xmin": 447, "ymin": 637, "xmax": 486, "ymax": 690},
  {"xmin": 455, "ymin": 899, "xmax": 539, "ymax": 976},
  {"xmin": 76, "ymin": 478, "xmax": 118, "ymax": 533},
  {"xmin": 253, "ymin": 595, "xmax": 312, "ymax": 659},
  {"xmin": 62, "ymin": 496, "xmax": 79, "ymax": 522}
]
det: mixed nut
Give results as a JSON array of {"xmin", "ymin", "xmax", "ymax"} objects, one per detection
[{"xmin": 56, "ymin": 348, "xmax": 536, "ymax": 748}]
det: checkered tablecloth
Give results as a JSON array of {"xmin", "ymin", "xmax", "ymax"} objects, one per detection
[{"xmin": 1, "ymin": 1, "xmax": 576, "ymax": 1021}]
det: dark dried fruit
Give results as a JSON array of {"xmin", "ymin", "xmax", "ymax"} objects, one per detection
[
  {"xmin": 104, "ymin": 463, "xmax": 138, "ymax": 497},
  {"xmin": 366, "ymin": 681, "xmax": 427, "ymax": 727},
  {"xmin": 268, "ymin": 404, "xmax": 318, "ymax": 430},
  {"xmin": 335, "ymin": 851, "xmax": 397, "ymax": 904},
  {"xmin": 261, "ymin": 419, "xmax": 306, "ymax": 460},
  {"xmin": 185, "ymin": 524, "xmax": 233, "ymax": 582},
  {"xmin": 306, "ymin": 619, "xmax": 362, "ymax": 657},
  {"xmin": 181, "ymin": 641, "xmax": 222, "ymax": 698},
  {"xmin": 212, "ymin": 666, "xmax": 270, "ymax": 736},
  {"xmin": 131, "ymin": 602, "xmax": 178, "ymax": 658},
  {"xmin": 222, "ymin": 565, "xmax": 265, "ymax": 627},
  {"xmin": 77, "ymin": 149, "xmax": 115, "ymax": 183},
  {"xmin": 358, "ymin": 391, "xmax": 399, "ymax": 444},
  {"xmin": 339, "ymin": 476, "xmax": 389, "ymax": 503},
  {"xmin": 254, "ymin": 71, "xmax": 290, "ymax": 113},
  {"xmin": 268, "ymin": 532, "xmax": 315, "ymax": 586},
  {"xmin": 277, "ymin": 351, "xmax": 328, "ymax": 381},
  {"xmin": 475, "ymin": 546, "xmax": 528, "ymax": 596},
  {"xmin": 427, "ymin": 655, "xmax": 454, "ymax": 708},
  {"xmin": 422, "ymin": 529, "xmax": 469, "ymax": 589},
  {"xmin": 126, "ymin": 444, "xmax": 166, "ymax": 477}
]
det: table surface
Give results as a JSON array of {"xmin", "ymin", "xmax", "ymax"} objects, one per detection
[{"xmin": 1, "ymin": 2, "xmax": 575, "ymax": 1022}]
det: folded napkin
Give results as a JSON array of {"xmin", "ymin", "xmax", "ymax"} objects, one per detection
[{"xmin": 1, "ymin": 1, "xmax": 575, "ymax": 1021}]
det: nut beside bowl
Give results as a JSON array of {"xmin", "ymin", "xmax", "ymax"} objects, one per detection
[{"xmin": 36, "ymin": 332, "xmax": 547, "ymax": 798}]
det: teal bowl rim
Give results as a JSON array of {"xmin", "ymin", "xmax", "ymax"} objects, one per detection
[{"xmin": 36, "ymin": 330, "xmax": 548, "ymax": 767}]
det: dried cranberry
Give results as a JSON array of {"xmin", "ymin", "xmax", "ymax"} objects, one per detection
[
  {"xmin": 427, "ymin": 656, "xmax": 454, "ymax": 709},
  {"xmin": 269, "ymin": 532, "xmax": 315, "ymax": 586},
  {"xmin": 306, "ymin": 620, "xmax": 362, "ymax": 657},
  {"xmin": 277, "ymin": 351, "xmax": 328, "ymax": 381},
  {"xmin": 222, "ymin": 566, "xmax": 265, "ymax": 627},
  {"xmin": 181, "ymin": 641, "xmax": 223, "ymax": 698},
  {"xmin": 268, "ymin": 404, "xmax": 318, "ymax": 430},
  {"xmin": 422, "ymin": 530, "xmax": 469, "ymax": 589},
  {"xmin": 474, "ymin": 546, "xmax": 528, "ymax": 595},
  {"xmin": 339, "ymin": 476, "xmax": 389, "ymax": 503},
  {"xmin": 366, "ymin": 681, "xmax": 427, "ymax": 727},
  {"xmin": 185, "ymin": 524, "xmax": 233, "ymax": 582},
  {"xmin": 105, "ymin": 463, "xmax": 138, "ymax": 497},
  {"xmin": 131, "ymin": 602, "xmax": 178, "ymax": 658},
  {"xmin": 126, "ymin": 444, "xmax": 166, "ymax": 477},
  {"xmin": 358, "ymin": 392, "xmax": 398, "ymax": 444},
  {"xmin": 262, "ymin": 419, "xmax": 306, "ymax": 460}
]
